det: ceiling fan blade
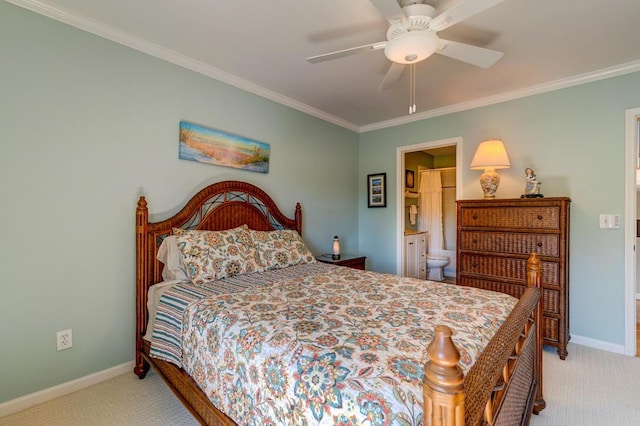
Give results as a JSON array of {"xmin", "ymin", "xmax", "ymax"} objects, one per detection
[
  {"xmin": 437, "ymin": 39, "xmax": 503, "ymax": 68},
  {"xmin": 430, "ymin": 0, "xmax": 504, "ymax": 32},
  {"xmin": 369, "ymin": 0, "xmax": 409, "ymax": 27},
  {"xmin": 307, "ymin": 41, "xmax": 387, "ymax": 63},
  {"xmin": 378, "ymin": 62, "xmax": 406, "ymax": 90}
]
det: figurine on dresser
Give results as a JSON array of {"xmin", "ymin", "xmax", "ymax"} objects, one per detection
[{"xmin": 521, "ymin": 168, "xmax": 544, "ymax": 198}]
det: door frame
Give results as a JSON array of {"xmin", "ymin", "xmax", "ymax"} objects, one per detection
[
  {"xmin": 396, "ymin": 137, "xmax": 463, "ymax": 275},
  {"xmin": 624, "ymin": 107, "xmax": 640, "ymax": 356}
]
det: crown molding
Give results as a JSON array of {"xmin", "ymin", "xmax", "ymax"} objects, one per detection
[
  {"xmin": 5, "ymin": 0, "xmax": 360, "ymax": 132},
  {"xmin": 360, "ymin": 59, "xmax": 640, "ymax": 133},
  {"xmin": 7, "ymin": 0, "xmax": 640, "ymax": 135}
]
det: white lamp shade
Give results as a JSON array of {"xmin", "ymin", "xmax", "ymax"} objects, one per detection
[{"xmin": 470, "ymin": 139, "xmax": 511, "ymax": 170}]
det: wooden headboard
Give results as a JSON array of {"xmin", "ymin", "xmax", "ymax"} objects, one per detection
[{"xmin": 135, "ymin": 180, "xmax": 301, "ymax": 342}]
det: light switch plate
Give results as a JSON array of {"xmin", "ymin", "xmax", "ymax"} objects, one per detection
[{"xmin": 599, "ymin": 214, "xmax": 620, "ymax": 229}]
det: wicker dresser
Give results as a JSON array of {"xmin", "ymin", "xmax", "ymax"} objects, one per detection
[{"xmin": 456, "ymin": 197, "xmax": 570, "ymax": 359}]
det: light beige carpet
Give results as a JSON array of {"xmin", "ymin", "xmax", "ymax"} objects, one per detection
[
  {"xmin": 0, "ymin": 369, "xmax": 198, "ymax": 426},
  {"xmin": 530, "ymin": 343, "xmax": 640, "ymax": 426},
  {"xmin": 2, "ymin": 343, "xmax": 640, "ymax": 425}
]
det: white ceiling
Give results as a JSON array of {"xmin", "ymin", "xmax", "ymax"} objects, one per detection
[{"xmin": 9, "ymin": 0, "xmax": 640, "ymax": 132}]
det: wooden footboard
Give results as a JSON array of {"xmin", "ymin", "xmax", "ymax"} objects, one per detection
[{"xmin": 423, "ymin": 252, "xmax": 544, "ymax": 426}]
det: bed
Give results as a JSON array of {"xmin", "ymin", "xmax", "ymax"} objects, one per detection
[{"xmin": 135, "ymin": 180, "xmax": 545, "ymax": 425}]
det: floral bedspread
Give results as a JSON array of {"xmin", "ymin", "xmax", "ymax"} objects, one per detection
[{"xmin": 179, "ymin": 264, "xmax": 517, "ymax": 426}]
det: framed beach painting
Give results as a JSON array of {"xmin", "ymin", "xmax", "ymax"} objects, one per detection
[
  {"xmin": 179, "ymin": 121, "xmax": 270, "ymax": 173},
  {"xmin": 367, "ymin": 172, "xmax": 387, "ymax": 208}
]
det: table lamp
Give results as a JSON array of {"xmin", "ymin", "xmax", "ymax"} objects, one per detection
[
  {"xmin": 470, "ymin": 139, "xmax": 511, "ymax": 199},
  {"xmin": 332, "ymin": 235, "xmax": 340, "ymax": 260}
]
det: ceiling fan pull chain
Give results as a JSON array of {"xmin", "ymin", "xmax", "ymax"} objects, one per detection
[
  {"xmin": 409, "ymin": 64, "xmax": 412, "ymax": 114},
  {"xmin": 409, "ymin": 63, "xmax": 413, "ymax": 114},
  {"xmin": 409, "ymin": 63, "xmax": 416, "ymax": 115},
  {"xmin": 412, "ymin": 63, "xmax": 416, "ymax": 113}
]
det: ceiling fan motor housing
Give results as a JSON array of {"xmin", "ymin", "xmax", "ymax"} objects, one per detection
[
  {"xmin": 403, "ymin": 3, "xmax": 437, "ymax": 23},
  {"xmin": 384, "ymin": 3, "xmax": 438, "ymax": 64}
]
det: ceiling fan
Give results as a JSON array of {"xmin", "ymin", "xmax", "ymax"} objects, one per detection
[{"xmin": 307, "ymin": 0, "xmax": 506, "ymax": 91}]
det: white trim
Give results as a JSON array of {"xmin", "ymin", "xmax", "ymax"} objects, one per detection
[
  {"xmin": 361, "ymin": 61, "xmax": 640, "ymax": 133},
  {"xmin": 624, "ymin": 107, "xmax": 640, "ymax": 356},
  {"xmin": 570, "ymin": 334, "xmax": 626, "ymax": 356},
  {"xmin": 396, "ymin": 137, "xmax": 462, "ymax": 276},
  {"xmin": 0, "ymin": 360, "xmax": 134, "ymax": 418},
  {"xmin": 4, "ymin": 0, "xmax": 359, "ymax": 132},
  {"xmin": 6, "ymin": 0, "xmax": 640, "ymax": 134}
]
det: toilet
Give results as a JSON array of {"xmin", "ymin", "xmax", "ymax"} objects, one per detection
[{"xmin": 426, "ymin": 254, "xmax": 449, "ymax": 281}]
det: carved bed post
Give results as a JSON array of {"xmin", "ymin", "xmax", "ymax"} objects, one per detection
[
  {"xmin": 294, "ymin": 202, "xmax": 302, "ymax": 236},
  {"xmin": 423, "ymin": 325, "xmax": 465, "ymax": 426},
  {"xmin": 134, "ymin": 196, "xmax": 149, "ymax": 378},
  {"xmin": 527, "ymin": 252, "xmax": 546, "ymax": 413}
]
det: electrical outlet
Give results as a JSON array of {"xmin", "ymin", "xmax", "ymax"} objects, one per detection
[{"xmin": 56, "ymin": 329, "xmax": 73, "ymax": 351}]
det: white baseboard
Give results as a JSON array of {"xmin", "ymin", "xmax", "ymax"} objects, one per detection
[
  {"xmin": 0, "ymin": 360, "xmax": 134, "ymax": 418},
  {"xmin": 570, "ymin": 334, "xmax": 626, "ymax": 355}
]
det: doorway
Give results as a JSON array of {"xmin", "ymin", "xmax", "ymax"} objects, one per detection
[
  {"xmin": 395, "ymin": 137, "xmax": 463, "ymax": 277},
  {"xmin": 624, "ymin": 107, "xmax": 640, "ymax": 356}
]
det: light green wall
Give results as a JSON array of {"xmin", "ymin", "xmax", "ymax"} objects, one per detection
[
  {"xmin": 0, "ymin": 2, "xmax": 358, "ymax": 403},
  {"xmin": 359, "ymin": 72, "xmax": 640, "ymax": 347},
  {"xmin": 434, "ymin": 154, "xmax": 456, "ymax": 169}
]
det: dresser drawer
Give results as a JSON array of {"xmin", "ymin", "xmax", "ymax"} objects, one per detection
[
  {"xmin": 542, "ymin": 317, "xmax": 559, "ymax": 343},
  {"xmin": 458, "ymin": 277, "xmax": 560, "ymax": 344},
  {"xmin": 459, "ymin": 277, "xmax": 560, "ymax": 315},
  {"xmin": 459, "ymin": 206, "xmax": 561, "ymax": 230},
  {"xmin": 459, "ymin": 231, "xmax": 560, "ymax": 257},
  {"xmin": 458, "ymin": 276, "xmax": 526, "ymax": 299},
  {"xmin": 542, "ymin": 289, "xmax": 560, "ymax": 315},
  {"xmin": 459, "ymin": 254, "xmax": 560, "ymax": 287}
]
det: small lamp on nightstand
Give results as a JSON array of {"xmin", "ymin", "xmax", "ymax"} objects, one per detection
[
  {"xmin": 470, "ymin": 139, "xmax": 511, "ymax": 199},
  {"xmin": 332, "ymin": 235, "xmax": 340, "ymax": 260}
]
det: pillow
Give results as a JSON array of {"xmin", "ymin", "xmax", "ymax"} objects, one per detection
[
  {"xmin": 156, "ymin": 235, "xmax": 189, "ymax": 282},
  {"xmin": 174, "ymin": 226, "xmax": 263, "ymax": 284},
  {"xmin": 249, "ymin": 229, "xmax": 316, "ymax": 270}
]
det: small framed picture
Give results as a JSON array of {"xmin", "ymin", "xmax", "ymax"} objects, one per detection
[
  {"xmin": 405, "ymin": 169, "xmax": 415, "ymax": 188},
  {"xmin": 367, "ymin": 173, "xmax": 387, "ymax": 208}
]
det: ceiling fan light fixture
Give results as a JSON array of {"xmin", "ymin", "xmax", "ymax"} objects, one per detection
[{"xmin": 384, "ymin": 30, "xmax": 439, "ymax": 64}]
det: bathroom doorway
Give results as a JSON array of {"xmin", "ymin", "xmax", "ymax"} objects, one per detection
[{"xmin": 395, "ymin": 137, "xmax": 463, "ymax": 278}]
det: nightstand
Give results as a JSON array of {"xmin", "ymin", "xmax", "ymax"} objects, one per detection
[{"xmin": 316, "ymin": 254, "xmax": 366, "ymax": 270}]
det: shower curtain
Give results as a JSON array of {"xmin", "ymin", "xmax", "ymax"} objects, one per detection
[{"xmin": 418, "ymin": 170, "xmax": 444, "ymax": 252}]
